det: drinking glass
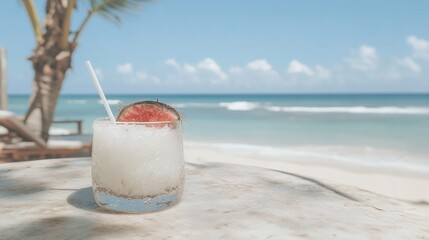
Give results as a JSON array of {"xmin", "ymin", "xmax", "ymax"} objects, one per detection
[{"xmin": 91, "ymin": 118, "xmax": 185, "ymax": 213}]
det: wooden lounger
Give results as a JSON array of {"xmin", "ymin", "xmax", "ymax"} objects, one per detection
[
  {"xmin": 0, "ymin": 111, "xmax": 91, "ymax": 161},
  {"xmin": 1, "ymin": 140, "xmax": 91, "ymax": 161}
]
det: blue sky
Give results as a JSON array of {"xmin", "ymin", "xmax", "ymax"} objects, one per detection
[{"xmin": 1, "ymin": 0, "xmax": 429, "ymax": 94}]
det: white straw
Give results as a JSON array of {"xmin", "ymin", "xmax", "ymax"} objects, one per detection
[{"xmin": 85, "ymin": 61, "xmax": 116, "ymax": 124}]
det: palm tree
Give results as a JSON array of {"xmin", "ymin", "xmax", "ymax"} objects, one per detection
[{"xmin": 21, "ymin": 0, "xmax": 149, "ymax": 141}]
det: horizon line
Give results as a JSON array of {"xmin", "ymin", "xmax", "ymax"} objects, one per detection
[{"xmin": 6, "ymin": 92, "xmax": 429, "ymax": 96}]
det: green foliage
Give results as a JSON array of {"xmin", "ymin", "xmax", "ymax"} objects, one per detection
[{"xmin": 89, "ymin": 0, "xmax": 150, "ymax": 23}]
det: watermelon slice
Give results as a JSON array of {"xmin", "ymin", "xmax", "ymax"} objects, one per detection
[{"xmin": 117, "ymin": 101, "xmax": 180, "ymax": 124}]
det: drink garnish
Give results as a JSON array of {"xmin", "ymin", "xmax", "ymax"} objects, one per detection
[{"xmin": 117, "ymin": 100, "xmax": 180, "ymax": 123}]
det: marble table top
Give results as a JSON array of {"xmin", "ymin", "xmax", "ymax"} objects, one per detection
[{"xmin": 0, "ymin": 158, "xmax": 428, "ymax": 240}]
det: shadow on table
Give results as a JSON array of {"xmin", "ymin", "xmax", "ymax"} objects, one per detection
[
  {"xmin": 67, "ymin": 187, "xmax": 123, "ymax": 214},
  {"xmin": 0, "ymin": 169, "xmax": 48, "ymax": 198},
  {"xmin": 270, "ymin": 169, "xmax": 359, "ymax": 202},
  {"xmin": 0, "ymin": 215, "xmax": 142, "ymax": 239},
  {"xmin": 1, "ymin": 189, "xmax": 143, "ymax": 238}
]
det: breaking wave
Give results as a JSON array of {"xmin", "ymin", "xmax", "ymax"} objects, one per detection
[
  {"xmin": 99, "ymin": 99, "xmax": 122, "ymax": 105},
  {"xmin": 172, "ymin": 103, "xmax": 216, "ymax": 108},
  {"xmin": 66, "ymin": 100, "xmax": 88, "ymax": 104},
  {"xmin": 264, "ymin": 106, "xmax": 429, "ymax": 115},
  {"xmin": 170, "ymin": 101, "xmax": 429, "ymax": 115},
  {"xmin": 219, "ymin": 101, "xmax": 259, "ymax": 111}
]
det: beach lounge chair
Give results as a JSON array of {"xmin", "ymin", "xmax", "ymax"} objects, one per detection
[{"xmin": 0, "ymin": 110, "xmax": 91, "ymax": 161}]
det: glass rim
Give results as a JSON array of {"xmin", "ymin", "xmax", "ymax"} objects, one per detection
[{"xmin": 93, "ymin": 117, "xmax": 181, "ymax": 125}]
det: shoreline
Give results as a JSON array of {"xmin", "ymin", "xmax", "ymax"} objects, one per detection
[{"xmin": 184, "ymin": 143, "xmax": 429, "ymax": 203}]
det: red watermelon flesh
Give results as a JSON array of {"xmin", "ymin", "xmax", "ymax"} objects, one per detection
[{"xmin": 117, "ymin": 101, "xmax": 180, "ymax": 123}]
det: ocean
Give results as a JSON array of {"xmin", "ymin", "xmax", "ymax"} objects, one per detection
[{"xmin": 7, "ymin": 93, "xmax": 429, "ymax": 172}]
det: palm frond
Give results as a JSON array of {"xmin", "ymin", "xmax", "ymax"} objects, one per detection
[
  {"xmin": 60, "ymin": 0, "xmax": 76, "ymax": 49},
  {"xmin": 22, "ymin": 0, "xmax": 43, "ymax": 43},
  {"xmin": 89, "ymin": 0, "xmax": 150, "ymax": 23}
]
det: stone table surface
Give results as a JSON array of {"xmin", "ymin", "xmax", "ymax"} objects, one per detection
[{"xmin": 0, "ymin": 157, "xmax": 428, "ymax": 240}]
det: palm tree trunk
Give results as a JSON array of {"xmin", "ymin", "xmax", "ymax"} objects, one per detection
[
  {"xmin": 24, "ymin": 0, "xmax": 72, "ymax": 142},
  {"xmin": 24, "ymin": 59, "xmax": 70, "ymax": 141}
]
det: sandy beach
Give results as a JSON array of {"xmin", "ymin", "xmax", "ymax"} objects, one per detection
[{"xmin": 184, "ymin": 143, "xmax": 429, "ymax": 204}]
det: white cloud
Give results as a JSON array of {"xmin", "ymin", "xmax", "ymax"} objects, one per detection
[
  {"xmin": 347, "ymin": 45, "xmax": 378, "ymax": 71},
  {"xmin": 407, "ymin": 35, "xmax": 429, "ymax": 60},
  {"xmin": 397, "ymin": 57, "xmax": 421, "ymax": 73},
  {"xmin": 156, "ymin": 39, "xmax": 427, "ymax": 92},
  {"xmin": 247, "ymin": 59, "xmax": 275, "ymax": 74},
  {"xmin": 287, "ymin": 60, "xmax": 314, "ymax": 76},
  {"xmin": 315, "ymin": 65, "xmax": 331, "ymax": 78},
  {"xmin": 183, "ymin": 64, "xmax": 197, "ymax": 74},
  {"xmin": 131, "ymin": 70, "xmax": 161, "ymax": 84},
  {"xmin": 229, "ymin": 66, "xmax": 242, "ymax": 74},
  {"xmin": 114, "ymin": 63, "xmax": 160, "ymax": 85},
  {"xmin": 166, "ymin": 58, "xmax": 228, "ymax": 82},
  {"xmin": 287, "ymin": 60, "xmax": 330, "ymax": 78},
  {"xmin": 197, "ymin": 58, "xmax": 227, "ymax": 80},
  {"xmin": 116, "ymin": 63, "xmax": 134, "ymax": 75},
  {"xmin": 165, "ymin": 58, "xmax": 181, "ymax": 70},
  {"xmin": 136, "ymin": 71, "xmax": 148, "ymax": 80},
  {"xmin": 151, "ymin": 76, "xmax": 161, "ymax": 84}
]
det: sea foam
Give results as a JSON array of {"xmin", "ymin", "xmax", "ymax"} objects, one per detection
[
  {"xmin": 99, "ymin": 99, "xmax": 122, "ymax": 105},
  {"xmin": 66, "ymin": 99, "xmax": 88, "ymax": 104},
  {"xmin": 219, "ymin": 101, "xmax": 259, "ymax": 111},
  {"xmin": 169, "ymin": 101, "xmax": 429, "ymax": 115},
  {"xmin": 172, "ymin": 103, "xmax": 215, "ymax": 108},
  {"xmin": 265, "ymin": 106, "xmax": 429, "ymax": 115}
]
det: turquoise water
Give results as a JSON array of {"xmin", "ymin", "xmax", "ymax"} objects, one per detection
[{"xmin": 7, "ymin": 94, "xmax": 429, "ymax": 166}]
